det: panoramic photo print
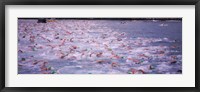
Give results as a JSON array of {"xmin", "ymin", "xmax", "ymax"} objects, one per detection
[{"xmin": 18, "ymin": 18, "xmax": 182, "ymax": 74}]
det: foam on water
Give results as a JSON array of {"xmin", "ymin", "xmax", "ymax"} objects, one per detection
[{"xmin": 18, "ymin": 19, "xmax": 182, "ymax": 74}]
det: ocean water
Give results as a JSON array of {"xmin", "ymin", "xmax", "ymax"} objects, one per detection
[{"xmin": 18, "ymin": 19, "xmax": 182, "ymax": 74}]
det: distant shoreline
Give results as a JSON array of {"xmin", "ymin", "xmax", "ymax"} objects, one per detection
[{"xmin": 18, "ymin": 18, "xmax": 182, "ymax": 21}]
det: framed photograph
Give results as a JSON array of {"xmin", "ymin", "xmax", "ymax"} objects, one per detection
[{"xmin": 0, "ymin": 0, "xmax": 199, "ymax": 91}]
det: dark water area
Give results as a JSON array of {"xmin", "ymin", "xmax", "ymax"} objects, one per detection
[
  {"xmin": 92, "ymin": 20, "xmax": 182, "ymax": 54},
  {"xmin": 96, "ymin": 20, "xmax": 182, "ymax": 40}
]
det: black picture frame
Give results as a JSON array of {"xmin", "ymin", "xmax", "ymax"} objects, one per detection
[{"xmin": 0, "ymin": 0, "xmax": 199, "ymax": 92}]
